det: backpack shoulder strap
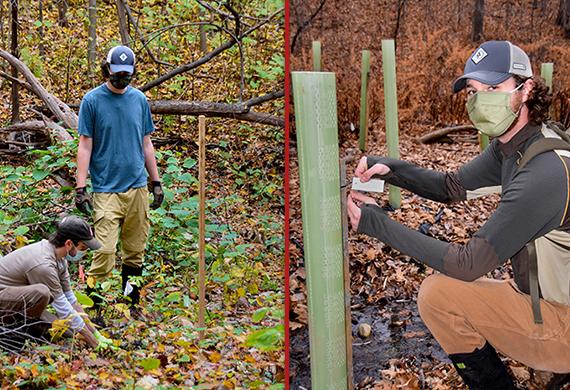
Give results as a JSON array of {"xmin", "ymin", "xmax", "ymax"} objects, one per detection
[{"xmin": 518, "ymin": 126, "xmax": 570, "ymax": 170}]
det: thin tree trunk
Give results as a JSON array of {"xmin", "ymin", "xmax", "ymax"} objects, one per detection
[
  {"xmin": 38, "ymin": 0, "xmax": 45, "ymax": 58},
  {"xmin": 199, "ymin": 7, "xmax": 207, "ymax": 52},
  {"xmin": 557, "ymin": 0, "xmax": 570, "ymax": 38},
  {"xmin": 456, "ymin": 0, "xmax": 461, "ymax": 28},
  {"xmin": 58, "ymin": 0, "xmax": 68, "ymax": 27},
  {"xmin": 0, "ymin": 0, "xmax": 5, "ymax": 46},
  {"xmin": 116, "ymin": 0, "xmax": 129, "ymax": 45},
  {"xmin": 472, "ymin": 0, "xmax": 484, "ymax": 42},
  {"xmin": 393, "ymin": 0, "xmax": 406, "ymax": 45},
  {"xmin": 10, "ymin": 0, "xmax": 19, "ymax": 124},
  {"xmin": 88, "ymin": 0, "xmax": 97, "ymax": 84}
]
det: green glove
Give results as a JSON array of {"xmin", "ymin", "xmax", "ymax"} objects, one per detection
[{"xmin": 94, "ymin": 330, "xmax": 118, "ymax": 351}]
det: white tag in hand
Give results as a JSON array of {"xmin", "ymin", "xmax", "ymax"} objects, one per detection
[{"xmin": 352, "ymin": 177, "xmax": 384, "ymax": 193}]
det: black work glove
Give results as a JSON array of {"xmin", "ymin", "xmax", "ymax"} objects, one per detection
[
  {"xmin": 149, "ymin": 181, "xmax": 164, "ymax": 210},
  {"xmin": 75, "ymin": 187, "xmax": 93, "ymax": 216}
]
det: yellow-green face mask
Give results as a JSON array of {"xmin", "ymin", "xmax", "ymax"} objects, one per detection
[{"xmin": 466, "ymin": 83, "xmax": 524, "ymax": 137}]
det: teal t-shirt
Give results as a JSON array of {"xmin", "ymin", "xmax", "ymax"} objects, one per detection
[{"xmin": 78, "ymin": 84, "xmax": 154, "ymax": 193}]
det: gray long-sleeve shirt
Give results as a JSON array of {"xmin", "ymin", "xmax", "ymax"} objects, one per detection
[{"xmin": 357, "ymin": 123, "xmax": 570, "ymax": 292}]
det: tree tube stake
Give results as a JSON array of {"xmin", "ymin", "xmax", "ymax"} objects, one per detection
[
  {"xmin": 340, "ymin": 157, "xmax": 354, "ymax": 389},
  {"xmin": 359, "ymin": 50, "xmax": 371, "ymax": 152},
  {"xmin": 198, "ymin": 115, "xmax": 206, "ymax": 340},
  {"xmin": 292, "ymin": 71, "xmax": 349, "ymax": 389}
]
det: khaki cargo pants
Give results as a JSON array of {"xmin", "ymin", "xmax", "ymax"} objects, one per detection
[
  {"xmin": 88, "ymin": 187, "xmax": 150, "ymax": 281},
  {"xmin": 418, "ymin": 273, "xmax": 570, "ymax": 373},
  {"xmin": 0, "ymin": 284, "xmax": 50, "ymax": 321}
]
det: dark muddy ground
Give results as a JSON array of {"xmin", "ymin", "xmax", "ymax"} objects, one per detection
[{"xmin": 290, "ymin": 296, "xmax": 447, "ymax": 389}]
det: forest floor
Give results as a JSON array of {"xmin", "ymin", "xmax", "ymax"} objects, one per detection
[
  {"xmin": 0, "ymin": 1, "xmax": 284, "ymax": 388},
  {"xmin": 289, "ymin": 129, "xmax": 570, "ymax": 389},
  {"xmin": 0, "ymin": 117, "xmax": 285, "ymax": 389}
]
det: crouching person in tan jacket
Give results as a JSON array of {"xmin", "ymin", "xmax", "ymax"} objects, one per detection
[{"xmin": 0, "ymin": 216, "xmax": 113, "ymax": 350}]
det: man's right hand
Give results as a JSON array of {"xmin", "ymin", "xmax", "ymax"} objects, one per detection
[
  {"xmin": 75, "ymin": 187, "xmax": 93, "ymax": 216},
  {"xmin": 94, "ymin": 330, "xmax": 119, "ymax": 351},
  {"xmin": 355, "ymin": 156, "xmax": 391, "ymax": 182}
]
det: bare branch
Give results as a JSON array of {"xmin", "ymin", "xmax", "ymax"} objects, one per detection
[
  {"xmin": 0, "ymin": 69, "xmax": 31, "ymax": 91},
  {"xmin": 119, "ymin": 0, "xmax": 173, "ymax": 67},
  {"xmin": 139, "ymin": 7, "xmax": 283, "ymax": 92},
  {"xmin": 244, "ymin": 89, "xmax": 284, "ymax": 107},
  {"xmin": 0, "ymin": 49, "xmax": 75, "ymax": 137}
]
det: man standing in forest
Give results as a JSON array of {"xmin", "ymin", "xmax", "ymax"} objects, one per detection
[
  {"xmin": 348, "ymin": 41, "xmax": 570, "ymax": 388},
  {"xmin": 75, "ymin": 45, "xmax": 163, "ymax": 315}
]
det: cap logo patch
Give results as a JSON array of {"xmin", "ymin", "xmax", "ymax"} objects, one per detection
[
  {"xmin": 512, "ymin": 63, "xmax": 526, "ymax": 70},
  {"xmin": 472, "ymin": 48, "xmax": 488, "ymax": 64},
  {"xmin": 119, "ymin": 53, "xmax": 128, "ymax": 62}
]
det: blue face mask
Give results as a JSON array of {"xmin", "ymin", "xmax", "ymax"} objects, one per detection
[{"xmin": 65, "ymin": 245, "xmax": 85, "ymax": 262}]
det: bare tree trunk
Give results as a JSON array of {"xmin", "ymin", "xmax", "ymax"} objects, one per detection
[
  {"xmin": 88, "ymin": 0, "xmax": 97, "ymax": 84},
  {"xmin": 557, "ymin": 0, "xmax": 570, "ymax": 38},
  {"xmin": 58, "ymin": 0, "xmax": 68, "ymax": 27},
  {"xmin": 0, "ymin": 0, "xmax": 5, "ymax": 46},
  {"xmin": 116, "ymin": 0, "xmax": 129, "ymax": 45},
  {"xmin": 199, "ymin": 7, "xmax": 207, "ymax": 52},
  {"xmin": 38, "ymin": 0, "xmax": 45, "ymax": 58},
  {"xmin": 393, "ymin": 0, "xmax": 406, "ymax": 45},
  {"xmin": 456, "ymin": 0, "xmax": 461, "ymax": 28},
  {"xmin": 505, "ymin": 0, "xmax": 511, "ymax": 30},
  {"xmin": 471, "ymin": 0, "xmax": 484, "ymax": 42},
  {"xmin": 10, "ymin": 0, "xmax": 19, "ymax": 124}
]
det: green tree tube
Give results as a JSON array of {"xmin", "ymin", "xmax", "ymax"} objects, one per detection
[
  {"xmin": 359, "ymin": 50, "xmax": 371, "ymax": 152},
  {"xmin": 541, "ymin": 62, "xmax": 553, "ymax": 93},
  {"xmin": 292, "ymin": 71, "xmax": 348, "ymax": 390},
  {"xmin": 382, "ymin": 40, "xmax": 401, "ymax": 209}
]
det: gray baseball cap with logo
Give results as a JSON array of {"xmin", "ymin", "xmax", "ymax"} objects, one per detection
[
  {"xmin": 453, "ymin": 40, "xmax": 533, "ymax": 93},
  {"xmin": 58, "ymin": 215, "xmax": 101, "ymax": 250},
  {"xmin": 106, "ymin": 45, "xmax": 135, "ymax": 74}
]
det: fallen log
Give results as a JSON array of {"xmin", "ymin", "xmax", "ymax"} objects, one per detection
[
  {"xmin": 149, "ymin": 100, "xmax": 284, "ymax": 127},
  {"xmin": 417, "ymin": 125, "xmax": 477, "ymax": 144},
  {"xmin": 0, "ymin": 50, "xmax": 76, "ymax": 139},
  {"xmin": 0, "ymin": 120, "xmax": 47, "ymax": 133}
]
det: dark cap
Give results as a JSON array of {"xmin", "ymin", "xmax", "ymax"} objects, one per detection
[
  {"xmin": 453, "ymin": 40, "xmax": 532, "ymax": 93},
  {"xmin": 58, "ymin": 216, "xmax": 101, "ymax": 250},
  {"xmin": 106, "ymin": 45, "xmax": 135, "ymax": 74}
]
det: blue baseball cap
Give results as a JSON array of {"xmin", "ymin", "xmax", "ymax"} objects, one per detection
[
  {"xmin": 106, "ymin": 46, "xmax": 135, "ymax": 74},
  {"xmin": 453, "ymin": 41, "xmax": 532, "ymax": 93}
]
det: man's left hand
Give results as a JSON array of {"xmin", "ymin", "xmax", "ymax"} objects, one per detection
[
  {"xmin": 347, "ymin": 191, "xmax": 378, "ymax": 230},
  {"xmin": 149, "ymin": 181, "xmax": 164, "ymax": 209}
]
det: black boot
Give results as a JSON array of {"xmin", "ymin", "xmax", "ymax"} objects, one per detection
[
  {"xmin": 122, "ymin": 264, "xmax": 143, "ymax": 306},
  {"xmin": 449, "ymin": 342, "xmax": 516, "ymax": 390},
  {"xmin": 85, "ymin": 285, "xmax": 104, "ymax": 310},
  {"xmin": 85, "ymin": 286, "xmax": 107, "ymax": 327}
]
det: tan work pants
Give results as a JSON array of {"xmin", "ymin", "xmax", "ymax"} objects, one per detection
[
  {"xmin": 418, "ymin": 273, "xmax": 570, "ymax": 373},
  {"xmin": 0, "ymin": 284, "xmax": 50, "ymax": 321},
  {"xmin": 88, "ymin": 187, "xmax": 150, "ymax": 281}
]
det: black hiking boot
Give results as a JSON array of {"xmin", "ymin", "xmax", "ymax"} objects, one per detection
[
  {"xmin": 449, "ymin": 342, "xmax": 516, "ymax": 390},
  {"xmin": 121, "ymin": 264, "xmax": 143, "ymax": 306},
  {"xmin": 85, "ymin": 286, "xmax": 107, "ymax": 327}
]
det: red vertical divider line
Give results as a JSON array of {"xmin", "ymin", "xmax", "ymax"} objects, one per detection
[{"xmin": 284, "ymin": 0, "xmax": 291, "ymax": 388}]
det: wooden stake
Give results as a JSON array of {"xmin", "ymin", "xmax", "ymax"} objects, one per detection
[
  {"xmin": 359, "ymin": 50, "xmax": 371, "ymax": 152},
  {"xmin": 340, "ymin": 157, "xmax": 354, "ymax": 390},
  {"xmin": 198, "ymin": 115, "xmax": 206, "ymax": 340}
]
